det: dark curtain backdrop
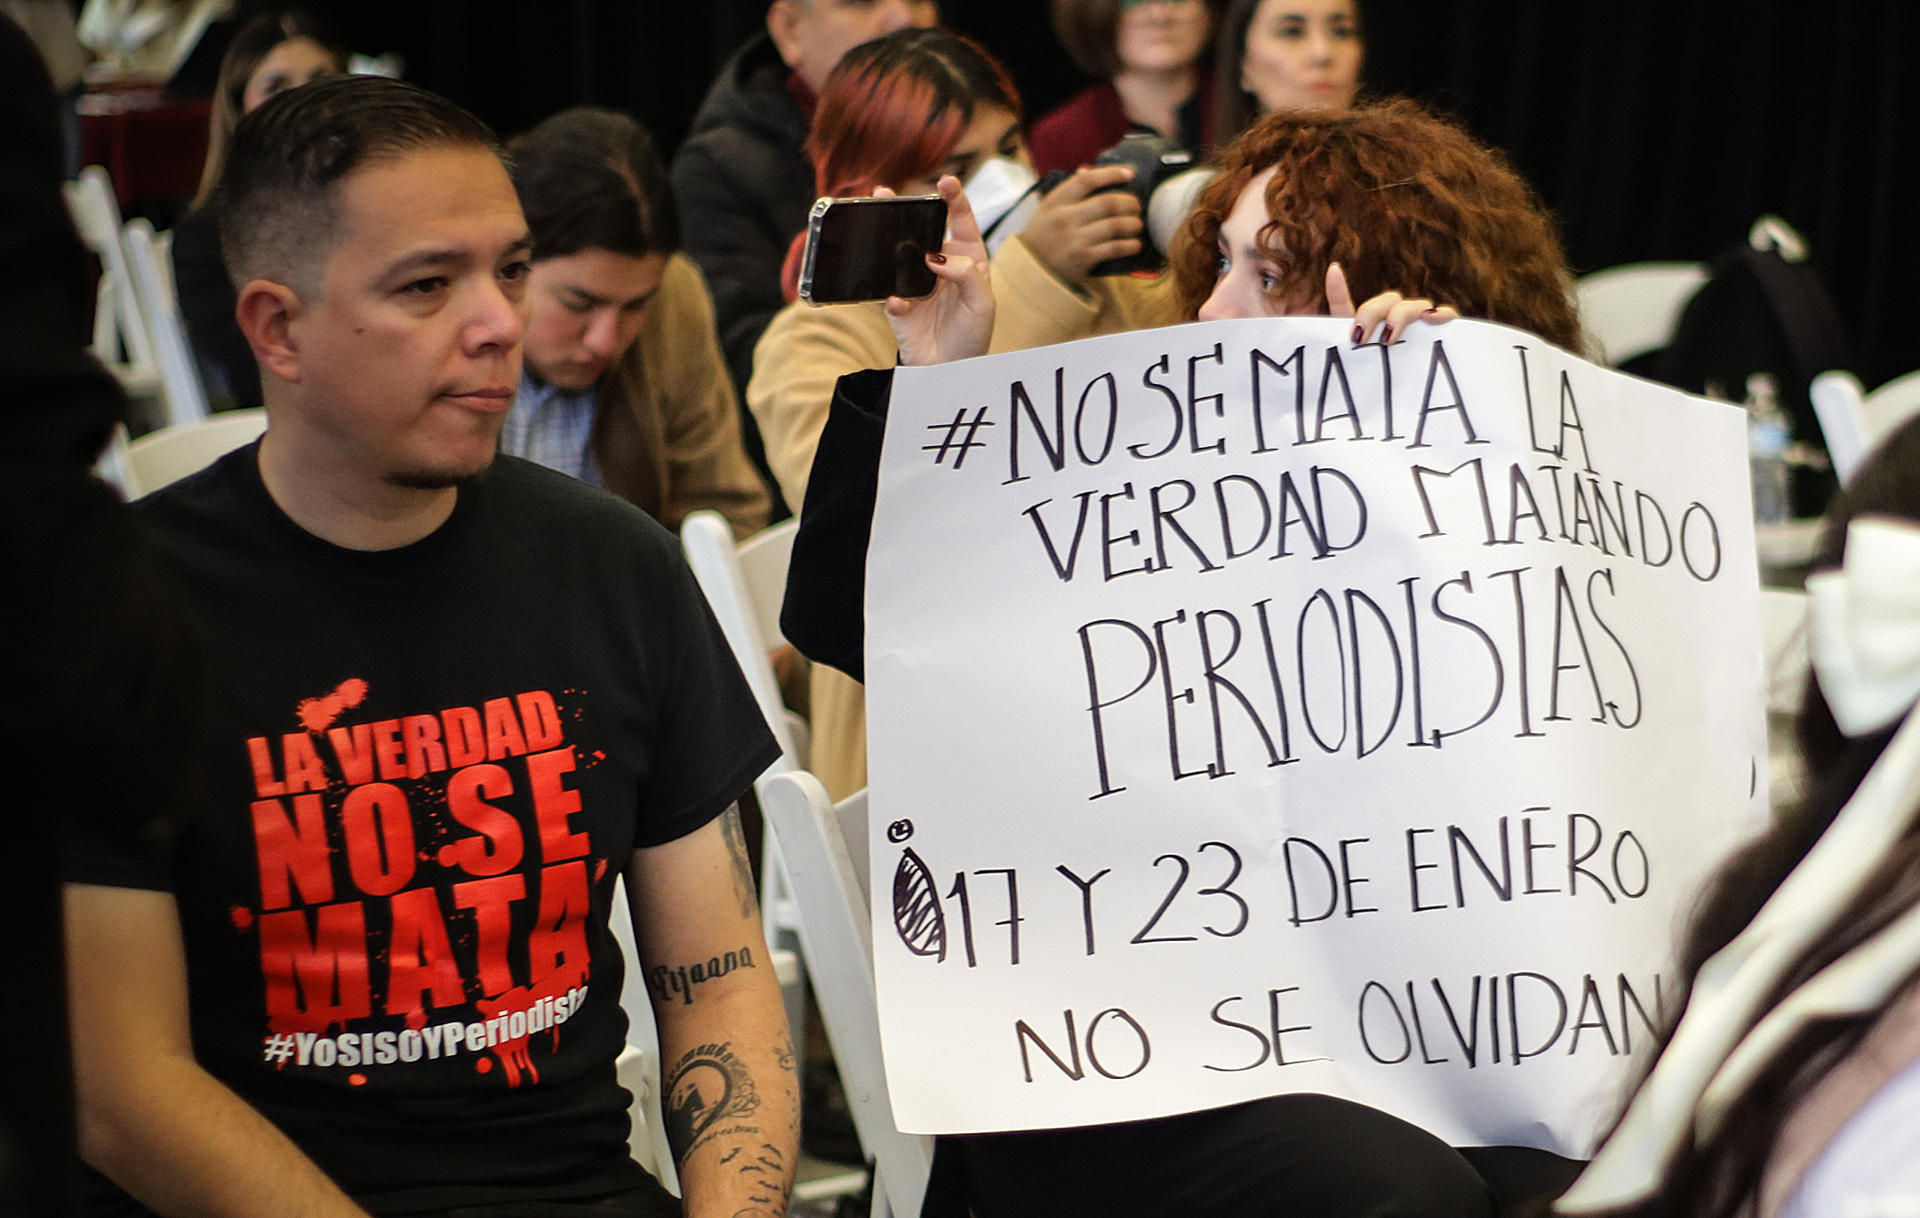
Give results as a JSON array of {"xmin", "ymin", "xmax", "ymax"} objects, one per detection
[{"xmin": 295, "ymin": 0, "xmax": 1912, "ymax": 387}]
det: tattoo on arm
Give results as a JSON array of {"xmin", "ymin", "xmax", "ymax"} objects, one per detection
[
  {"xmin": 666, "ymin": 1038, "xmax": 797, "ymax": 1215},
  {"xmin": 733, "ymin": 1141, "xmax": 789, "ymax": 1217},
  {"xmin": 720, "ymin": 806, "xmax": 760, "ymax": 919},
  {"xmin": 645, "ymin": 945, "xmax": 760, "ymax": 1006},
  {"xmin": 665, "ymin": 1041, "xmax": 762, "ymax": 1161}
]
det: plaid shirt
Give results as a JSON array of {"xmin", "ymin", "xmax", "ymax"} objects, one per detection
[{"xmin": 501, "ymin": 371, "xmax": 602, "ymax": 486}]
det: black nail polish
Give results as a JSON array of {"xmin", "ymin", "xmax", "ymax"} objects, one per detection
[{"xmin": 1352, "ymin": 325, "xmax": 1365, "ymax": 344}]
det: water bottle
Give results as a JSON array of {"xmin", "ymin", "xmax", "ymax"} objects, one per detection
[{"xmin": 1746, "ymin": 373, "xmax": 1791, "ymax": 524}]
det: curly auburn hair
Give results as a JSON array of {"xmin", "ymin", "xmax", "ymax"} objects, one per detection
[{"xmin": 1169, "ymin": 99, "xmax": 1584, "ymax": 352}]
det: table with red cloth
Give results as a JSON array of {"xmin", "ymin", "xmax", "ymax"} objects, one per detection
[{"xmin": 78, "ymin": 84, "xmax": 209, "ymax": 216}]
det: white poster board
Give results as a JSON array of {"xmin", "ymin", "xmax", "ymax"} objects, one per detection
[{"xmin": 864, "ymin": 317, "xmax": 1766, "ymax": 1153}]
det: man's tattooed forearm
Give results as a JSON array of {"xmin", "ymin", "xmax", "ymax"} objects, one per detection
[
  {"xmin": 720, "ymin": 806, "xmax": 760, "ymax": 919},
  {"xmin": 666, "ymin": 1042, "xmax": 762, "ymax": 1159},
  {"xmin": 645, "ymin": 945, "xmax": 759, "ymax": 1006},
  {"xmin": 735, "ymin": 1141, "xmax": 790, "ymax": 1216}
]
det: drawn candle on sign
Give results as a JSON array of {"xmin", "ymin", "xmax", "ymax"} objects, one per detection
[{"xmin": 892, "ymin": 821, "xmax": 947, "ymax": 962}]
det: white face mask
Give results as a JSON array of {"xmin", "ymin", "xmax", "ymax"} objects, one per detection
[{"xmin": 965, "ymin": 156, "xmax": 1043, "ymax": 255}]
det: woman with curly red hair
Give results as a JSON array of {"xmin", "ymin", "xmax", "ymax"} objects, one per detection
[{"xmin": 1174, "ymin": 98, "xmax": 1582, "ymax": 348}]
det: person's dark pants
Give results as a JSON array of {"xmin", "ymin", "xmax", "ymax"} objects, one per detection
[
  {"xmin": 926, "ymin": 1093, "xmax": 1584, "ymax": 1218},
  {"xmin": 392, "ymin": 1179, "xmax": 680, "ymax": 1218},
  {"xmin": 90, "ymin": 1177, "xmax": 681, "ymax": 1218}
]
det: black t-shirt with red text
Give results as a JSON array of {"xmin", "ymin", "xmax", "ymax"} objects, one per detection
[{"xmin": 85, "ymin": 446, "xmax": 778, "ymax": 1214}]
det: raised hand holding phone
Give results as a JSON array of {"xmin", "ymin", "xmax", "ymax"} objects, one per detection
[
  {"xmin": 798, "ymin": 193, "xmax": 948, "ymax": 305},
  {"xmin": 883, "ymin": 176, "xmax": 994, "ymax": 368}
]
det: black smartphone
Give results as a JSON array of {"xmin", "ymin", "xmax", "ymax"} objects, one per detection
[{"xmin": 798, "ymin": 194, "xmax": 947, "ymax": 306}]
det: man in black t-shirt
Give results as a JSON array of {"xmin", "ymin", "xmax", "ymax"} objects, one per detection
[{"xmin": 64, "ymin": 77, "xmax": 794, "ymax": 1218}]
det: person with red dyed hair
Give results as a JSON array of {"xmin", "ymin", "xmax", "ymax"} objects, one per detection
[
  {"xmin": 750, "ymin": 26, "xmax": 1171, "ymax": 804},
  {"xmin": 778, "ymin": 98, "xmax": 1596, "ymax": 1218}
]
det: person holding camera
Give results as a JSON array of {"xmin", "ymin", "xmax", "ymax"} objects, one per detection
[
  {"xmin": 747, "ymin": 26, "xmax": 1174, "ymax": 804},
  {"xmin": 777, "ymin": 98, "xmax": 1595, "ymax": 1218},
  {"xmin": 1031, "ymin": 0, "xmax": 1220, "ymax": 176}
]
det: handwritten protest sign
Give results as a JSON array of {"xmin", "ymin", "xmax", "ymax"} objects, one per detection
[{"xmin": 863, "ymin": 317, "xmax": 1767, "ymax": 1153}]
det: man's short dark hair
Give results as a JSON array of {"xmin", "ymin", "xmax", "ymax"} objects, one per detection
[
  {"xmin": 215, "ymin": 75, "xmax": 501, "ymax": 293},
  {"xmin": 507, "ymin": 107, "xmax": 679, "ymax": 263}
]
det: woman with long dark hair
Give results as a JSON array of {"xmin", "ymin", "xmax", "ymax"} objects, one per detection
[
  {"xmin": 1030, "ymin": 0, "xmax": 1220, "ymax": 174},
  {"xmin": 1213, "ymin": 0, "xmax": 1364, "ymax": 141},
  {"xmin": 173, "ymin": 10, "xmax": 347, "ymax": 412},
  {"xmin": 1561, "ymin": 422, "xmax": 1920, "ymax": 1216}
]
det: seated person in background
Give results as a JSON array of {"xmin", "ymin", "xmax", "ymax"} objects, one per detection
[
  {"xmin": 504, "ymin": 106, "xmax": 768, "ymax": 539},
  {"xmin": 1031, "ymin": 0, "xmax": 1218, "ymax": 176},
  {"xmin": 1213, "ymin": 0, "xmax": 1363, "ymax": 140},
  {"xmin": 1560, "ymin": 420, "xmax": 1920, "ymax": 1217},
  {"xmin": 749, "ymin": 26, "xmax": 1162, "ymax": 801},
  {"xmin": 172, "ymin": 9, "xmax": 346, "ymax": 411},
  {"xmin": 781, "ymin": 99, "xmax": 1589, "ymax": 1218},
  {"xmin": 68, "ymin": 75, "xmax": 795, "ymax": 1218},
  {"xmin": 672, "ymin": 0, "xmax": 939, "ymax": 514}
]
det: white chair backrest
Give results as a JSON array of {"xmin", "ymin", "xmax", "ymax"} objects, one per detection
[
  {"xmin": 63, "ymin": 165, "xmax": 159, "ymax": 396},
  {"xmin": 1574, "ymin": 261, "xmax": 1709, "ymax": 367},
  {"xmin": 609, "ymin": 874, "xmax": 680, "ymax": 1194},
  {"xmin": 153, "ymin": 227, "xmax": 175, "ymax": 301},
  {"xmin": 1760, "ymin": 587, "xmax": 1810, "ymax": 718},
  {"xmin": 681, "ymin": 510, "xmax": 802, "ymax": 766},
  {"xmin": 93, "ymin": 422, "xmax": 136, "ymax": 498},
  {"xmin": 123, "ymin": 218, "xmax": 211, "ymax": 426},
  {"xmin": 760, "ymin": 772, "xmax": 933, "ymax": 1218},
  {"xmin": 679, "ymin": 510, "xmax": 813, "ymax": 1058},
  {"xmin": 122, "ymin": 409, "xmax": 267, "ymax": 498},
  {"xmin": 1809, "ymin": 370, "xmax": 1868, "ymax": 485},
  {"xmin": 1865, "ymin": 370, "xmax": 1920, "ymax": 447}
]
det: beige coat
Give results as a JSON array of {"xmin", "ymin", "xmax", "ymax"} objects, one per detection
[
  {"xmin": 595, "ymin": 253, "xmax": 770, "ymax": 540},
  {"xmin": 748, "ymin": 237, "xmax": 1175, "ymax": 799}
]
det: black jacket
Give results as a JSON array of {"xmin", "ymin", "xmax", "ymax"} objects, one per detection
[
  {"xmin": 781, "ymin": 368, "xmax": 892, "ymax": 683},
  {"xmin": 670, "ymin": 31, "xmax": 815, "ymax": 405},
  {"xmin": 171, "ymin": 202, "xmax": 260, "ymax": 411}
]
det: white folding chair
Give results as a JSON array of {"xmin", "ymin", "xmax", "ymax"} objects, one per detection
[
  {"xmin": 123, "ymin": 218, "xmax": 211, "ymax": 426},
  {"xmin": 120, "ymin": 408, "xmax": 266, "ymax": 497},
  {"xmin": 760, "ymin": 772, "xmax": 935, "ymax": 1218},
  {"xmin": 1761, "ymin": 587, "xmax": 1810, "ymax": 810},
  {"xmin": 678, "ymin": 509, "xmax": 820, "ymax": 1133},
  {"xmin": 610, "ymin": 875, "xmax": 679, "ymax": 1195},
  {"xmin": 1760, "ymin": 587, "xmax": 1810, "ymax": 718},
  {"xmin": 63, "ymin": 164, "xmax": 162, "ymax": 406},
  {"xmin": 1865, "ymin": 370, "xmax": 1920, "ymax": 447},
  {"xmin": 679, "ymin": 511, "xmax": 810, "ymax": 953},
  {"xmin": 1808, "ymin": 370, "xmax": 1868, "ymax": 484},
  {"xmin": 1573, "ymin": 261, "xmax": 1709, "ymax": 367},
  {"xmin": 93, "ymin": 422, "xmax": 136, "ymax": 497}
]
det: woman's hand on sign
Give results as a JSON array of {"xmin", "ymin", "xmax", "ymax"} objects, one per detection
[
  {"xmin": 1024, "ymin": 164, "xmax": 1144, "ymax": 286},
  {"xmin": 885, "ymin": 176, "xmax": 994, "ymax": 367},
  {"xmin": 1326, "ymin": 262, "xmax": 1460, "ymax": 345}
]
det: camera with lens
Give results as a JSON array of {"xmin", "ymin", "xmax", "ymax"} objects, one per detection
[{"xmin": 1090, "ymin": 132, "xmax": 1197, "ymax": 277}]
